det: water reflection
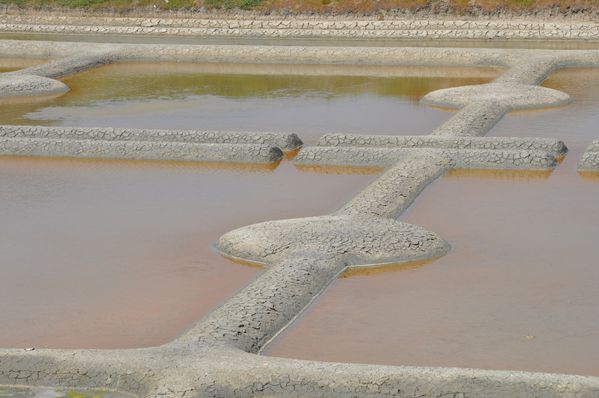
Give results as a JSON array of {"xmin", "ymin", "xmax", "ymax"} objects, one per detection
[
  {"xmin": 295, "ymin": 164, "xmax": 384, "ymax": 175},
  {"xmin": 579, "ymin": 171, "xmax": 599, "ymax": 181},
  {"xmin": 0, "ymin": 158, "xmax": 374, "ymax": 349},
  {"xmin": 445, "ymin": 168, "xmax": 554, "ymax": 181},
  {"xmin": 0, "ymin": 62, "xmax": 497, "ymax": 143},
  {"xmin": 266, "ymin": 67, "xmax": 599, "ymax": 377},
  {"xmin": 342, "ymin": 258, "xmax": 438, "ymax": 278},
  {"xmin": 0, "ymin": 58, "xmax": 45, "ymax": 73}
]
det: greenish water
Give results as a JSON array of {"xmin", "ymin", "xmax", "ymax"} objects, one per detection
[
  {"xmin": 0, "ymin": 58, "xmax": 45, "ymax": 72},
  {"xmin": 266, "ymin": 67, "xmax": 599, "ymax": 377},
  {"xmin": 0, "ymin": 386, "xmax": 132, "ymax": 398},
  {"xmin": 0, "ymin": 62, "xmax": 497, "ymax": 143},
  {"xmin": 0, "ymin": 156, "xmax": 376, "ymax": 349}
]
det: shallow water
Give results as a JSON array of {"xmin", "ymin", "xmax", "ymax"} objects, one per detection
[
  {"xmin": 0, "ymin": 159, "xmax": 374, "ymax": 349},
  {"xmin": 0, "ymin": 62, "xmax": 496, "ymax": 143},
  {"xmin": 0, "ymin": 58, "xmax": 44, "ymax": 73},
  {"xmin": 0, "ymin": 385, "xmax": 131, "ymax": 398},
  {"xmin": 0, "ymin": 62, "xmax": 496, "ymax": 349},
  {"xmin": 265, "ymin": 68, "xmax": 599, "ymax": 376}
]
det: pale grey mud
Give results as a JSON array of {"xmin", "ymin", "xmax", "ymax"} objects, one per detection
[{"xmin": 264, "ymin": 66, "xmax": 599, "ymax": 378}]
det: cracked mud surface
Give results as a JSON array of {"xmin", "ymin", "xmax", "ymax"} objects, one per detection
[
  {"xmin": 421, "ymin": 83, "xmax": 572, "ymax": 110},
  {"xmin": 0, "ymin": 158, "xmax": 374, "ymax": 349},
  {"xmin": 0, "ymin": 39, "xmax": 598, "ymax": 397},
  {"xmin": 0, "ymin": 74, "xmax": 68, "ymax": 98}
]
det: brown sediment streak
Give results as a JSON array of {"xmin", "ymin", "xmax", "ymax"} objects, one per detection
[
  {"xmin": 294, "ymin": 164, "xmax": 384, "ymax": 175},
  {"xmin": 342, "ymin": 257, "xmax": 437, "ymax": 278},
  {"xmin": 14, "ymin": 54, "xmax": 120, "ymax": 79},
  {"xmin": 445, "ymin": 167, "xmax": 554, "ymax": 180}
]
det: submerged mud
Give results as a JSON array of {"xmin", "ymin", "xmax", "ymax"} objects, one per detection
[
  {"xmin": 2, "ymin": 41, "xmax": 599, "ymax": 396},
  {"xmin": 0, "ymin": 58, "xmax": 45, "ymax": 73},
  {"xmin": 265, "ymin": 67, "xmax": 599, "ymax": 377},
  {"xmin": 0, "ymin": 159, "xmax": 373, "ymax": 349},
  {"xmin": 0, "ymin": 62, "xmax": 496, "ymax": 143},
  {"xmin": 0, "ymin": 62, "xmax": 499, "ymax": 349}
]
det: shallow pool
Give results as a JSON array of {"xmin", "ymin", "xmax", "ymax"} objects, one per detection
[
  {"xmin": 0, "ymin": 62, "xmax": 497, "ymax": 143},
  {"xmin": 0, "ymin": 158, "xmax": 374, "ymax": 349},
  {"xmin": 0, "ymin": 58, "xmax": 45, "ymax": 73},
  {"xmin": 264, "ymin": 67, "xmax": 599, "ymax": 377}
]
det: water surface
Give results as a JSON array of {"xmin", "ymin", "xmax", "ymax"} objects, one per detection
[
  {"xmin": 0, "ymin": 62, "xmax": 496, "ymax": 143},
  {"xmin": 0, "ymin": 159, "xmax": 374, "ymax": 349},
  {"xmin": 265, "ymin": 67, "xmax": 599, "ymax": 376},
  {"xmin": 0, "ymin": 385, "xmax": 131, "ymax": 398}
]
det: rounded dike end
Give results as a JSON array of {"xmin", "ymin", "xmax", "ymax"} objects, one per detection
[
  {"xmin": 215, "ymin": 215, "xmax": 450, "ymax": 267},
  {"xmin": 0, "ymin": 73, "xmax": 69, "ymax": 98},
  {"xmin": 421, "ymin": 83, "xmax": 571, "ymax": 110}
]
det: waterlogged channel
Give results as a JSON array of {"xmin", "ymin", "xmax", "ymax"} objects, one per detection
[
  {"xmin": 265, "ymin": 68, "xmax": 599, "ymax": 376},
  {"xmin": 0, "ymin": 62, "xmax": 497, "ymax": 143}
]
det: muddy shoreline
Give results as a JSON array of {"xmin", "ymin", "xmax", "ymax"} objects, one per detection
[{"xmin": 3, "ymin": 10, "xmax": 599, "ymax": 41}]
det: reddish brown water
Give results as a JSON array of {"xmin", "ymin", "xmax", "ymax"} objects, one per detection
[
  {"xmin": 0, "ymin": 159, "xmax": 374, "ymax": 349},
  {"xmin": 265, "ymin": 68, "xmax": 599, "ymax": 376},
  {"xmin": 0, "ymin": 62, "xmax": 498, "ymax": 349}
]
